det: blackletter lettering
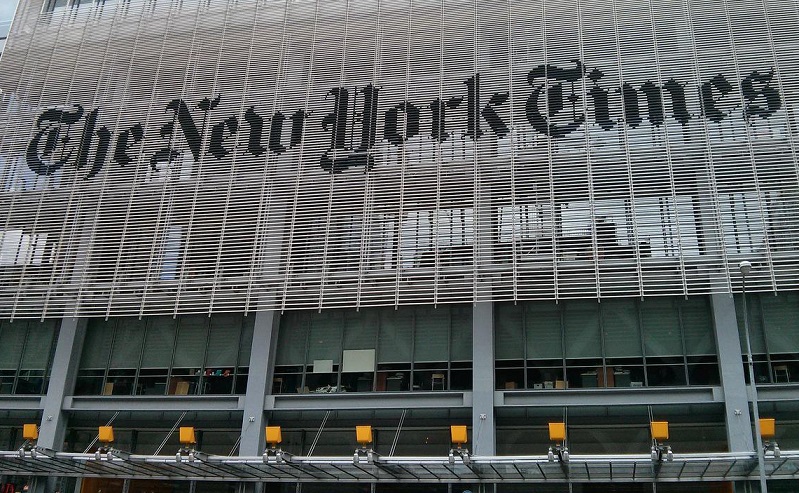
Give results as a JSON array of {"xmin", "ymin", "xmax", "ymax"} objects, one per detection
[
  {"xmin": 588, "ymin": 68, "xmax": 614, "ymax": 131},
  {"xmin": 320, "ymin": 85, "xmax": 380, "ymax": 173},
  {"xmin": 113, "ymin": 124, "xmax": 144, "ymax": 167},
  {"xmin": 208, "ymin": 115, "xmax": 238, "ymax": 160},
  {"xmin": 742, "ymin": 70, "xmax": 781, "ymax": 120},
  {"xmin": 243, "ymin": 107, "xmax": 266, "ymax": 156},
  {"xmin": 620, "ymin": 83, "xmax": 642, "ymax": 128},
  {"xmin": 26, "ymin": 105, "xmax": 84, "ymax": 176},
  {"xmin": 384, "ymin": 102, "xmax": 420, "ymax": 145},
  {"xmin": 76, "ymin": 109, "xmax": 112, "ymax": 179},
  {"xmin": 269, "ymin": 112, "xmax": 288, "ymax": 155},
  {"xmin": 700, "ymin": 74, "xmax": 733, "ymax": 123},
  {"xmin": 430, "ymin": 97, "xmax": 462, "ymax": 142},
  {"xmin": 525, "ymin": 61, "xmax": 586, "ymax": 138}
]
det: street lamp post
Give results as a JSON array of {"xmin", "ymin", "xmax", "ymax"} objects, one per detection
[{"xmin": 739, "ymin": 260, "xmax": 768, "ymax": 493}]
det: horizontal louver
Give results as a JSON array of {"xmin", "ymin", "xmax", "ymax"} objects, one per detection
[{"xmin": 0, "ymin": 0, "xmax": 796, "ymax": 318}]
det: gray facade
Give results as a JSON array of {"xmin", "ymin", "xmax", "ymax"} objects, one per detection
[
  {"xmin": 1, "ymin": 0, "xmax": 799, "ymax": 492},
  {"xmin": 0, "ymin": 0, "xmax": 797, "ymax": 316}
]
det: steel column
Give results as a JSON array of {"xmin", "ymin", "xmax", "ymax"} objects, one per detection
[
  {"xmin": 239, "ymin": 310, "xmax": 280, "ymax": 457},
  {"xmin": 711, "ymin": 294, "xmax": 755, "ymax": 453},
  {"xmin": 472, "ymin": 301, "xmax": 495, "ymax": 456}
]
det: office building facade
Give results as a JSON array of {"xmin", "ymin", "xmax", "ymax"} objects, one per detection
[{"xmin": 0, "ymin": 0, "xmax": 798, "ymax": 491}]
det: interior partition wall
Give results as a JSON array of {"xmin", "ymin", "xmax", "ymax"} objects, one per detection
[
  {"xmin": 73, "ymin": 314, "xmax": 253, "ymax": 396},
  {"xmin": 495, "ymin": 296, "xmax": 719, "ymax": 390},
  {"xmin": 273, "ymin": 304, "xmax": 473, "ymax": 393}
]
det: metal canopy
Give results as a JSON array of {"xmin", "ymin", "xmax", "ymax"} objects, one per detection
[{"xmin": 2, "ymin": 451, "xmax": 799, "ymax": 483}]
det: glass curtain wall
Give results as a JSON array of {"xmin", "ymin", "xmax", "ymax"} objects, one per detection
[
  {"xmin": 0, "ymin": 319, "xmax": 59, "ymax": 394},
  {"xmin": 74, "ymin": 314, "xmax": 253, "ymax": 395},
  {"xmin": 735, "ymin": 291, "xmax": 799, "ymax": 384},
  {"xmin": 495, "ymin": 296, "xmax": 718, "ymax": 389},
  {"xmin": 273, "ymin": 305, "xmax": 473, "ymax": 393}
]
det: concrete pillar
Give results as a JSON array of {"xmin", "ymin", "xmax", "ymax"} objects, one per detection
[
  {"xmin": 30, "ymin": 317, "xmax": 85, "ymax": 493},
  {"xmin": 239, "ymin": 310, "xmax": 280, "ymax": 457},
  {"xmin": 711, "ymin": 294, "xmax": 754, "ymax": 453},
  {"xmin": 472, "ymin": 301, "xmax": 495, "ymax": 456},
  {"xmin": 37, "ymin": 317, "xmax": 86, "ymax": 450}
]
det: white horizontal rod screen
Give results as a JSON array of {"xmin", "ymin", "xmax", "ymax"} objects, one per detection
[{"xmin": 0, "ymin": 0, "xmax": 797, "ymax": 317}]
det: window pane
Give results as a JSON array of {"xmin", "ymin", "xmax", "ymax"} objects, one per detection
[
  {"xmin": 761, "ymin": 293, "xmax": 799, "ymax": 354},
  {"xmin": 343, "ymin": 309, "xmax": 377, "ymax": 350},
  {"xmin": 602, "ymin": 300, "xmax": 642, "ymax": 357},
  {"xmin": 307, "ymin": 312, "xmax": 342, "ymax": 363},
  {"xmin": 681, "ymin": 297, "xmax": 715, "ymax": 356},
  {"xmin": 275, "ymin": 313, "xmax": 307, "ymax": 366},
  {"xmin": 206, "ymin": 314, "xmax": 241, "ymax": 367},
  {"xmin": 80, "ymin": 321, "xmax": 113, "ymax": 369},
  {"xmin": 495, "ymin": 303, "xmax": 523, "ymax": 360},
  {"xmin": 141, "ymin": 317, "xmax": 176, "ymax": 368},
  {"xmin": 563, "ymin": 300, "xmax": 601, "ymax": 359},
  {"xmin": 736, "ymin": 294, "xmax": 765, "ymax": 354},
  {"xmin": 0, "ymin": 321, "xmax": 26, "ymax": 370},
  {"xmin": 526, "ymin": 302, "xmax": 563, "ymax": 359},
  {"xmin": 642, "ymin": 298, "xmax": 683, "ymax": 356},
  {"xmin": 27, "ymin": 327, "xmax": 56, "ymax": 365},
  {"xmin": 239, "ymin": 315, "xmax": 254, "ymax": 366},
  {"xmin": 109, "ymin": 318, "xmax": 145, "ymax": 368},
  {"xmin": 414, "ymin": 307, "xmax": 449, "ymax": 362},
  {"xmin": 450, "ymin": 305, "xmax": 472, "ymax": 361},
  {"xmin": 378, "ymin": 307, "xmax": 412, "ymax": 363},
  {"xmin": 173, "ymin": 315, "xmax": 207, "ymax": 368}
]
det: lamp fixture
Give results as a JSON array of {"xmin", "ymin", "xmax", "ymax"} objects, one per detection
[
  {"xmin": 18, "ymin": 424, "xmax": 38, "ymax": 458},
  {"xmin": 175, "ymin": 427, "xmax": 207, "ymax": 463},
  {"xmin": 95, "ymin": 426, "xmax": 115, "ymax": 461},
  {"xmin": 263, "ymin": 426, "xmax": 293, "ymax": 463},
  {"xmin": 448, "ymin": 426, "xmax": 471, "ymax": 466},
  {"xmin": 760, "ymin": 418, "xmax": 780, "ymax": 458},
  {"xmin": 650, "ymin": 421, "xmax": 673, "ymax": 462},
  {"xmin": 353, "ymin": 425, "xmax": 380, "ymax": 464},
  {"xmin": 547, "ymin": 422, "xmax": 569, "ymax": 463}
]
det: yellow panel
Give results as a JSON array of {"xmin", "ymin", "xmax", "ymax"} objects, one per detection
[
  {"xmin": 179, "ymin": 427, "xmax": 196, "ymax": 445},
  {"xmin": 265, "ymin": 426, "xmax": 282, "ymax": 446},
  {"xmin": 450, "ymin": 425, "xmax": 468, "ymax": 445},
  {"xmin": 22, "ymin": 424, "xmax": 38, "ymax": 441},
  {"xmin": 356, "ymin": 425, "xmax": 373, "ymax": 445},
  {"xmin": 548, "ymin": 422, "xmax": 566, "ymax": 442},
  {"xmin": 760, "ymin": 418, "xmax": 776, "ymax": 439},
  {"xmin": 650, "ymin": 421, "xmax": 669, "ymax": 441},
  {"xmin": 98, "ymin": 426, "xmax": 114, "ymax": 443}
]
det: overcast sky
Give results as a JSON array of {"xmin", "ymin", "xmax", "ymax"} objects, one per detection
[{"xmin": 0, "ymin": 0, "xmax": 20, "ymax": 22}]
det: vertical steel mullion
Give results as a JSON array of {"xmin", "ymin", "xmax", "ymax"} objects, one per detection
[
  {"xmin": 72, "ymin": 0, "xmax": 128, "ymax": 312},
  {"xmin": 759, "ymin": 0, "xmax": 799, "ymax": 275},
  {"xmin": 506, "ymin": 0, "xmax": 518, "ymax": 301},
  {"xmin": 645, "ymin": 0, "xmax": 689, "ymax": 298},
  {"xmin": 124, "ymin": 0, "xmax": 183, "ymax": 318},
  {"xmin": 540, "ymin": 0, "xmax": 558, "ymax": 302},
  {"xmin": 208, "ymin": 0, "xmax": 242, "ymax": 310},
  {"xmin": 279, "ymin": 0, "xmax": 322, "ymax": 312},
  {"xmin": 171, "ymin": 0, "xmax": 220, "ymax": 316},
  {"xmin": 244, "ymin": 0, "xmax": 288, "ymax": 312},
  {"xmin": 683, "ymin": 0, "xmax": 733, "ymax": 293},
  {"xmin": 355, "ymin": 0, "xmax": 383, "ymax": 308},
  {"xmin": 721, "ymin": 0, "xmax": 778, "ymax": 291},
  {"xmin": 610, "ymin": 0, "xmax": 645, "ymax": 298},
  {"xmin": 471, "ymin": 0, "xmax": 479, "ymax": 305},
  {"xmin": 574, "ymin": 0, "xmax": 601, "ymax": 299},
  {"xmin": 392, "ymin": 0, "xmax": 413, "ymax": 308},
  {"xmin": 15, "ymin": 2, "xmax": 94, "ymax": 319},
  {"xmin": 318, "ymin": 0, "xmax": 352, "ymax": 309}
]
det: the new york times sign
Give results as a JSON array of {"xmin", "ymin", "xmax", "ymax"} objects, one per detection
[{"xmin": 25, "ymin": 61, "xmax": 781, "ymax": 180}]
